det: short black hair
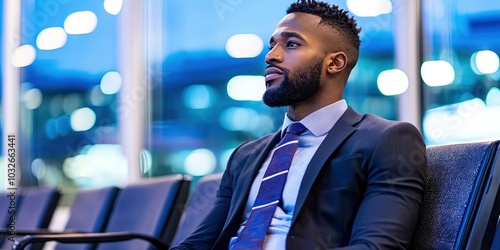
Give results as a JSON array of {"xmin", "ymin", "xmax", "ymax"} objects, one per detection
[{"xmin": 287, "ymin": 0, "xmax": 361, "ymax": 51}]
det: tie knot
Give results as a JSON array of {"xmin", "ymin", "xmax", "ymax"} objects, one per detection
[{"xmin": 286, "ymin": 122, "xmax": 307, "ymax": 136}]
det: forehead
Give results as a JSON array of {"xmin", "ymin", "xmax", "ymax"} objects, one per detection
[{"xmin": 271, "ymin": 12, "xmax": 322, "ymax": 39}]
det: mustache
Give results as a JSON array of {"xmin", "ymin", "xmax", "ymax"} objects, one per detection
[{"xmin": 265, "ymin": 64, "xmax": 288, "ymax": 73}]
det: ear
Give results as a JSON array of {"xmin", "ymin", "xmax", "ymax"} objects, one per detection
[{"xmin": 326, "ymin": 52, "xmax": 347, "ymax": 74}]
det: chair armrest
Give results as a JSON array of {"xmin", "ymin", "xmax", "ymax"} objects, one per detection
[
  {"xmin": 13, "ymin": 232, "xmax": 169, "ymax": 250},
  {"xmin": 0, "ymin": 229, "xmax": 14, "ymax": 235},
  {"xmin": 0, "ymin": 229, "xmax": 83, "ymax": 235}
]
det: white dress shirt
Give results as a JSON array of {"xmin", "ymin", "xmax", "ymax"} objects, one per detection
[{"xmin": 229, "ymin": 99, "xmax": 348, "ymax": 250}]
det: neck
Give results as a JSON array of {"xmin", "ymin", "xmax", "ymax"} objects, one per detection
[{"xmin": 286, "ymin": 97, "xmax": 342, "ymax": 121}]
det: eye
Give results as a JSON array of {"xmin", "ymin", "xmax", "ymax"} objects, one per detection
[
  {"xmin": 268, "ymin": 44, "xmax": 275, "ymax": 50},
  {"xmin": 286, "ymin": 41, "xmax": 299, "ymax": 48}
]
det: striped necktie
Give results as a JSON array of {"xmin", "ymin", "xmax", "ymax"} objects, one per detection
[{"xmin": 233, "ymin": 122, "xmax": 307, "ymax": 250}]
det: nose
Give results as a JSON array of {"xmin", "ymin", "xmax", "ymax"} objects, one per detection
[{"xmin": 265, "ymin": 46, "xmax": 283, "ymax": 64}]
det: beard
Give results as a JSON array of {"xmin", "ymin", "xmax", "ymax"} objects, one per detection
[{"xmin": 263, "ymin": 59, "xmax": 322, "ymax": 107}]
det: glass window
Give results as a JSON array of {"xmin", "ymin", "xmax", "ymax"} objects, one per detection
[
  {"xmin": 421, "ymin": 0, "xmax": 500, "ymax": 145},
  {"xmin": 0, "ymin": 2, "xmax": 4, "ymax": 190},
  {"xmin": 147, "ymin": 0, "xmax": 398, "ymax": 179},
  {"xmin": 18, "ymin": 0, "xmax": 122, "ymax": 189}
]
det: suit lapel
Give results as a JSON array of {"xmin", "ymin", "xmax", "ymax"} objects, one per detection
[
  {"xmin": 292, "ymin": 107, "xmax": 363, "ymax": 221},
  {"xmin": 225, "ymin": 131, "xmax": 281, "ymax": 228}
]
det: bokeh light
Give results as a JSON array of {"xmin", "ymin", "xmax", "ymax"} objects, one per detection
[
  {"xmin": 11, "ymin": 45, "xmax": 36, "ymax": 67},
  {"xmin": 104, "ymin": 0, "xmax": 123, "ymax": 15},
  {"xmin": 226, "ymin": 34, "xmax": 264, "ymax": 58},
  {"xmin": 184, "ymin": 149, "xmax": 217, "ymax": 176},
  {"xmin": 70, "ymin": 107, "xmax": 97, "ymax": 132},
  {"xmin": 471, "ymin": 50, "xmax": 500, "ymax": 75},
  {"xmin": 421, "ymin": 60, "xmax": 455, "ymax": 87},
  {"xmin": 183, "ymin": 84, "xmax": 216, "ymax": 109},
  {"xmin": 36, "ymin": 27, "xmax": 67, "ymax": 50},
  {"xmin": 377, "ymin": 69, "xmax": 409, "ymax": 96},
  {"xmin": 100, "ymin": 71, "xmax": 122, "ymax": 95},
  {"xmin": 64, "ymin": 11, "xmax": 98, "ymax": 35},
  {"xmin": 23, "ymin": 88, "xmax": 43, "ymax": 110},
  {"xmin": 346, "ymin": 0, "xmax": 392, "ymax": 17},
  {"xmin": 227, "ymin": 75, "xmax": 266, "ymax": 101}
]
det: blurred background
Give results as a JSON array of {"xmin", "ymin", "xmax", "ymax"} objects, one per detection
[{"xmin": 1, "ymin": 0, "xmax": 500, "ymax": 195}]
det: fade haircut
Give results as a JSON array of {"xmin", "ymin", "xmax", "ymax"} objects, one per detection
[{"xmin": 287, "ymin": 0, "xmax": 361, "ymax": 68}]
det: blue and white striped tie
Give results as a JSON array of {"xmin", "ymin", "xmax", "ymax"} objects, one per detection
[{"xmin": 233, "ymin": 122, "xmax": 307, "ymax": 250}]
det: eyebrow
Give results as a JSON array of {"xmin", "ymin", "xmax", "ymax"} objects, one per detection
[{"xmin": 269, "ymin": 31, "xmax": 306, "ymax": 44}]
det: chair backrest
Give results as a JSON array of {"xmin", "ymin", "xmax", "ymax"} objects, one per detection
[
  {"xmin": 411, "ymin": 140, "xmax": 500, "ymax": 250},
  {"xmin": 0, "ymin": 191, "xmax": 22, "ymax": 227},
  {"xmin": 170, "ymin": 173, "xmax": 222, "ymax": 247},
  {"xmin": 1, "ymin": 187, "xmax": 61, "ymax": 250},
  {"xmin": 96, "ymin": 174, "xmax": 191, "ymax": 250},
  {"xmin": 0, "ymin": 192, "xmax": 16, "ymax": 228},
  {"xmin": 16, "ymin": 187, "xmax": 61, "ymax": 230},
  {"xmin": 54, "ymin": 186, "xmax": 120, "ymax": 250},
  {"xmin": 0, "ymin": 191, "xmax": 22, "ymax": 246}
]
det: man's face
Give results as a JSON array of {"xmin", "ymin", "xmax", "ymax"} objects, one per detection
[
  {"xmin": 263, "ymin": 13, "xmax": 326, "ymax": 107},
  {"xmin": 263, "ymin": 59, "xmax": 322, "ymax": 107}
]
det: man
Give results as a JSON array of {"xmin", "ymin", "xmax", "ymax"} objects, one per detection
[{"xmin": 172, "ymin": 0, "xmax": 427, "ymax": 249}]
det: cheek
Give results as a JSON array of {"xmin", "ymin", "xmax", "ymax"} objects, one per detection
[{"xmin": 283, "ymin": 50, "xmax": 325, "ymax": 72}]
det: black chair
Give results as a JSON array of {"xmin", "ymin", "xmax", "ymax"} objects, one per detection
[
  {"xmin": 0, "ymin": 192, "xmax": 17, "ymax": 227},
  {"xmin": 13, "ymin": 174, "xmax": 191, "ymax": 250},
  {"xmin": 52, "ymin": 186, "xmax": 119, "ymax": 250},
  {"xmin": 492, "ymin": 223, "xmax": 500, "ymax": 249},
  {"xmin": 1, "ymin": 187, "xmax": 61, "ymax": 250},
  {"xmin": 411, "ymin": 140, "xmax": 500, "ymax": 250},
  {"xmin": 170, "ymin": 173, "xmax": 222, "ymax": 247},
  {"xmin": 8, "ymin": 186, "xmax": 119, "ymax": 250},
  {"xmin": 0, "ymin": 191, "xmax": 22, "ymax": 246}
]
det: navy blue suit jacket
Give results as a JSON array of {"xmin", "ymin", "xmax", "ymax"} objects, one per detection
[{"xmin": 173, "ymin": 107, "xmax": 427, "ymax": 249}]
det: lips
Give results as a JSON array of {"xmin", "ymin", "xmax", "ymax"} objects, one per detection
[{"xmin": 265, "ymin": 67, "xmax": 284, "ymax": 82}]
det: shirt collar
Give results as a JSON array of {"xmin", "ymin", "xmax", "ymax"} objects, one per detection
[{"xmin": 281, "ymin": 99, "xmax": 348, "ymax": 137}]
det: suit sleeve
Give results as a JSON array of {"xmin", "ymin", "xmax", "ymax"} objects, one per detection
[
  {"xmin": 336, "ymin": 122, "xmax": 427, "ymax": 250},
  {"xmin": 170, "ymin": 144, "xmax": 245, "ymax": 250}
]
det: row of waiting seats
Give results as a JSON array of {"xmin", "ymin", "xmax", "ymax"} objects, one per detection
[
  {"xmin": 0, "ymin": 174, "xmax": 204, "ymax": 250},
  {"xmin": 1, "ymin": 140, "xmax": 500, "ymax": 249},
  {"xmin": 0, "ymin": 187, "xmax": 60, "ymax": 250}
]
